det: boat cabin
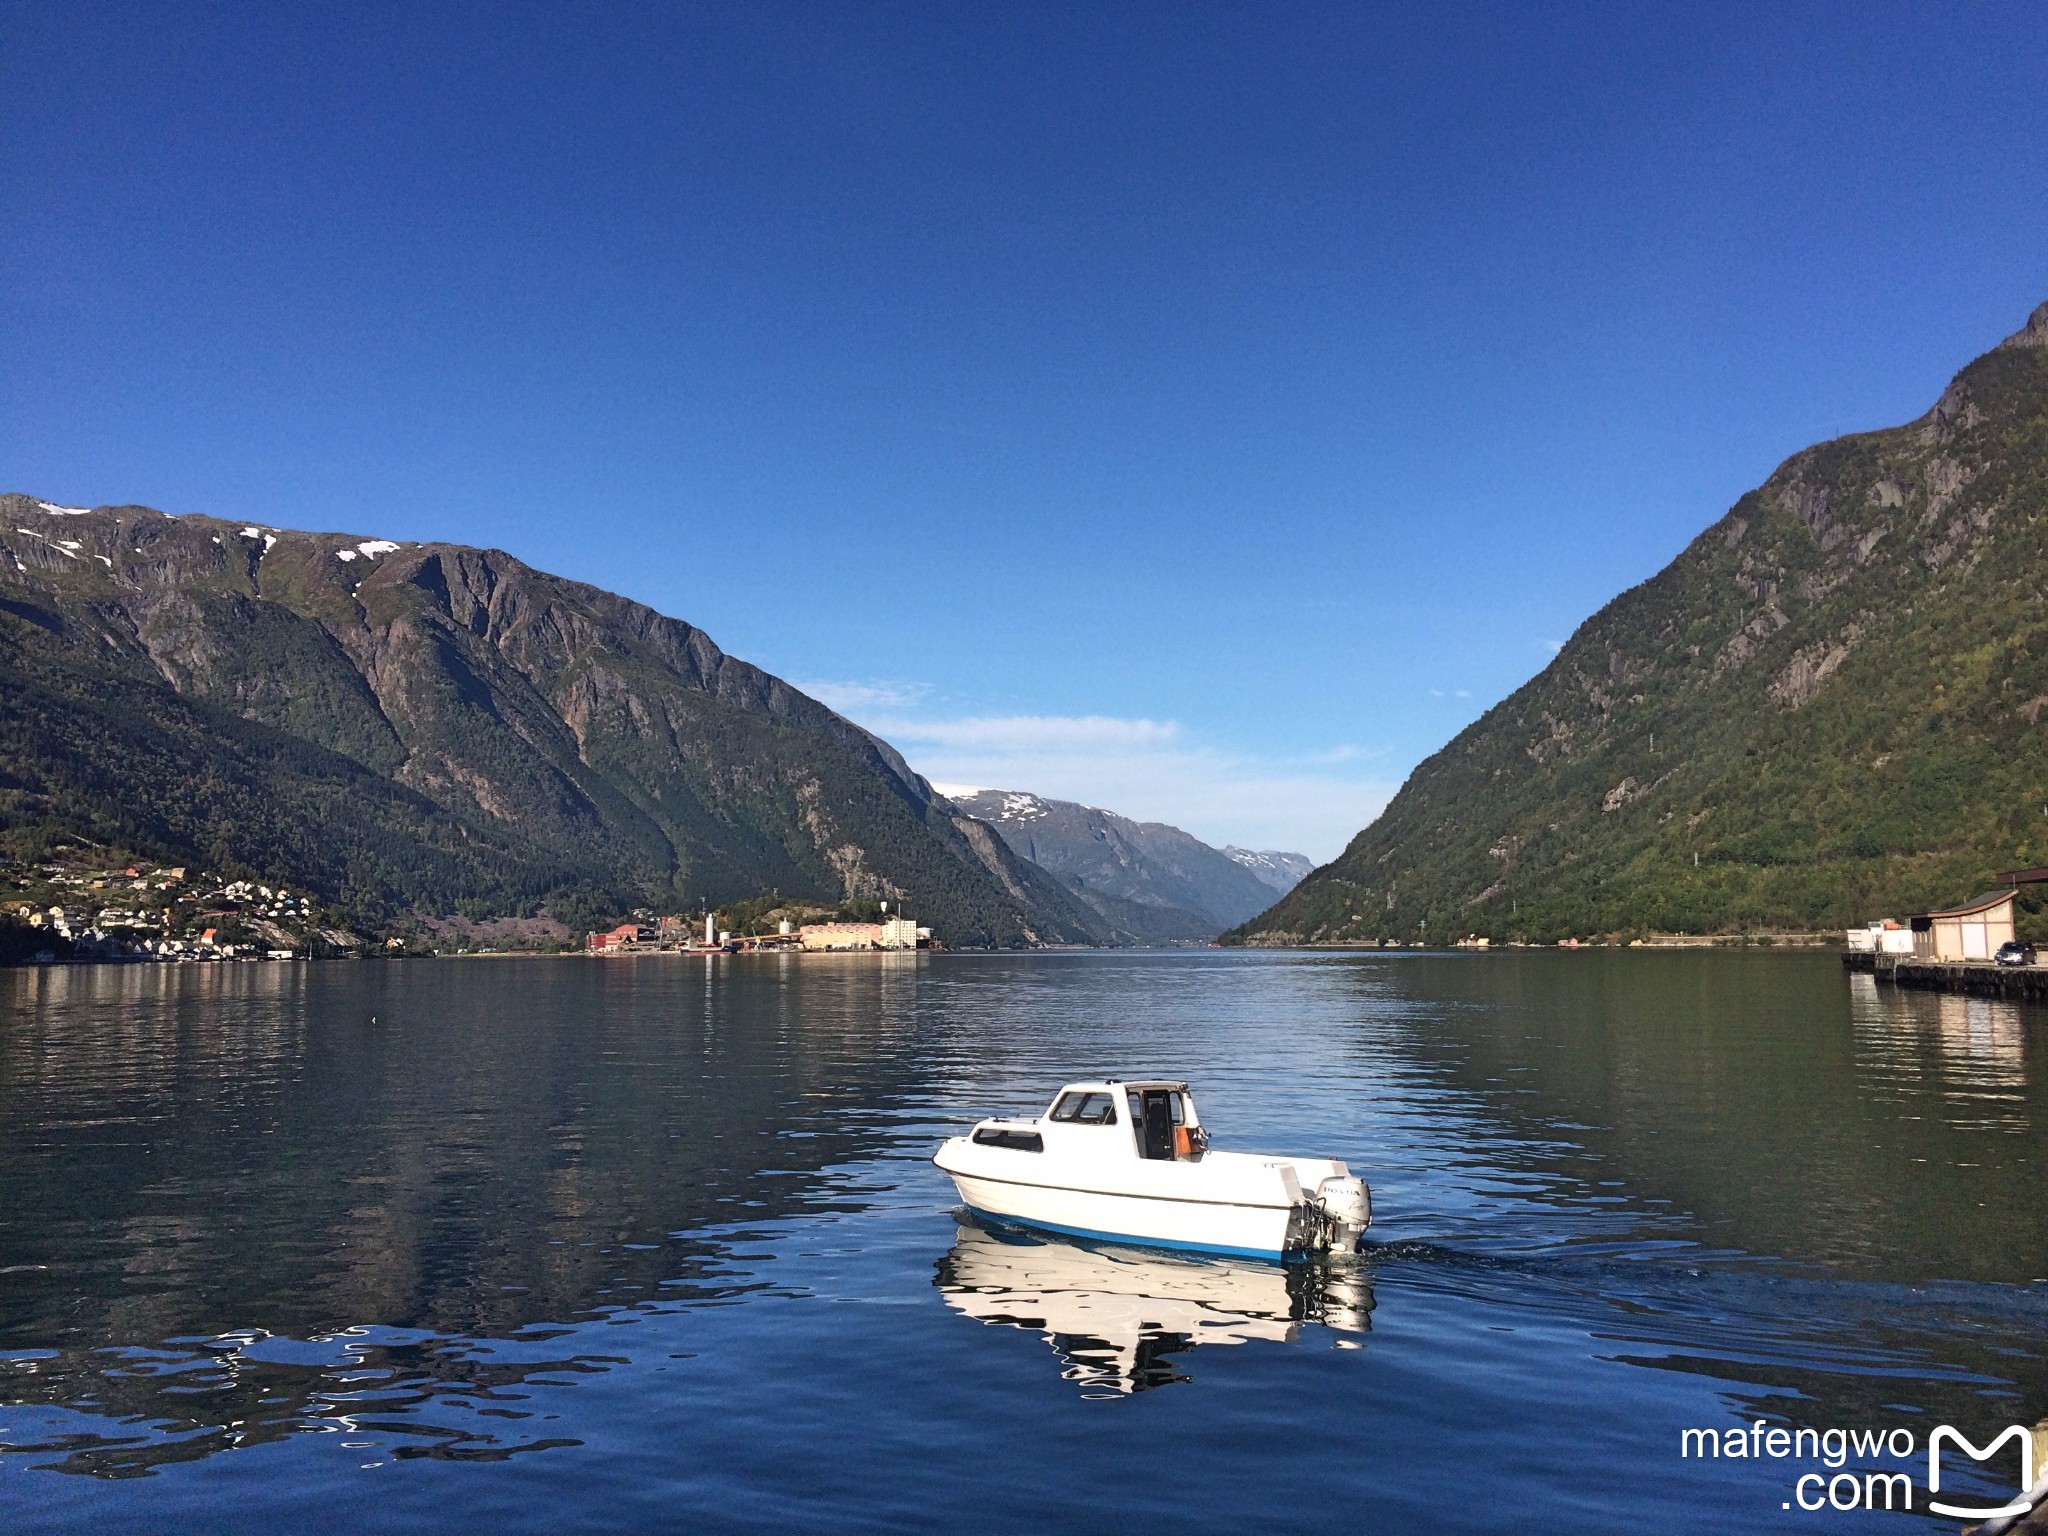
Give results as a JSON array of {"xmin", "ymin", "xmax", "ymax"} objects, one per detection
[{"xmin": 966, "ymin": 1079, "xmax": 1208, "ymax": 1162}]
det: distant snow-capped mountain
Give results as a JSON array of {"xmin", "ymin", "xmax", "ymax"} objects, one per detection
[
  {"xmin": 1222, "ymin": 847, "xmax": 1315, "ymax": 895},
  {"xmin": 934, "ymin": 785, "xmax": 1308, "ymax": 940}
]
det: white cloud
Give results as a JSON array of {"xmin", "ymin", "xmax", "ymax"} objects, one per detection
[
  {"xmin": 886, "ymin": 714, "xmax": 1179, "ymax": 752},
  {"xmin": 845, "ymin": 707, "xmax": 1392, "ymax": 861},
  {"xmin": 794, "ymin": 677, "xmax": 934, "ymax": 712},
  {"xmin": 1540, "ymin": 638, "xmax": 1566, "ymax": 655}
]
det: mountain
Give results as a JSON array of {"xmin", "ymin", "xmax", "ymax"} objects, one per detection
[
  {"xmin": 0, "ymin": 499, "xmax": 1101, "ymax": 947},
  {"xmin": 1231, "ymin": 299, "xmax": 2048, "ymax": 945},
  {"xmin": 936, "ymin": 785, "xmax": 1297, "ymax": 940},
  {"xmin": 1223, "ymin": 847, "xmax": 1315, "ymax": 895}
]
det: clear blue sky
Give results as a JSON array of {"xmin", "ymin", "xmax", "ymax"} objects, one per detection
[{"xmin": 7, "ymin": 3, "xmax": 2047, "ymax": 858}]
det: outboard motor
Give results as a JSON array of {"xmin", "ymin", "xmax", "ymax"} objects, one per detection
[{"xmin": 1316, "ymin": 1175, "xmax": 1371, "ymax": 1252}]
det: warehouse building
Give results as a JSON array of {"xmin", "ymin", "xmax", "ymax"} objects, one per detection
[{"xmin": 1909, "ymin": 891, "xmax": 2016, "ymax": 961}]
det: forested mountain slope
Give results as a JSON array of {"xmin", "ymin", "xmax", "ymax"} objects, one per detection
[
  {"xmin": 0, "ymin": 501, "xmax": 1097, "ymax": 945},
  {"xmin": 1232, "ymin": 300, "xmax": 2048, "ymax": 944}
]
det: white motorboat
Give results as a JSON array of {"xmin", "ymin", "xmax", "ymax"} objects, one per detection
[
  {"xmin": 932, "ymin": 1079, "xmax": 1371, "ymax": 1258},
  {"xmin": 937, "ymin": 1219, "xmax": 1373, "ymax": 1394}
]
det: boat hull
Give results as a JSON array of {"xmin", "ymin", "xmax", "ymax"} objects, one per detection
[{"xmin": 944, "ymin": 1167, "xmax": 1297, "ymax": 1259}]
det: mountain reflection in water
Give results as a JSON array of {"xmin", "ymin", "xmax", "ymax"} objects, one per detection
[
  {"xmin": 3, "ymin": 950, "xmax": 2045, "ymax": 1535},
  {"xmin": 934, "ymin": 1217, "xmax": 1372, "ymax": 1395},
  {"xmin": 0, "ymin": 955, "xmax": 918, "ymax": 1477}
]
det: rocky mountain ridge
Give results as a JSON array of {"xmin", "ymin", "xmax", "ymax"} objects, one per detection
[
  {"xmin": 1223, "ymin": 847, "xmax": 1315, "ymax": 893},
  {"xmin": 0, "ymin": 499, "xmax": 1099, "ymax": 945},
  {"xmin": 937, "ymin": 785, "xmax": 1304, "ymax": 940}
]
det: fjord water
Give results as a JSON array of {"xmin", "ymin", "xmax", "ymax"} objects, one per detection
[{"xmin": 2, "ymin": 952, "xmax": 2043, "ymax": 1533}]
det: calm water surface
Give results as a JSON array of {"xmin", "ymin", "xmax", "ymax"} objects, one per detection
[{"xmin": 2, "ymin": 951, "xmax": 2043, "ymax": 1532}]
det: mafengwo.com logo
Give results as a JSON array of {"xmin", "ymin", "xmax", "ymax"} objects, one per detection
[{"xmin": 1680, "ymin": 1420, "xmax": 2043, "ymax": 1518}]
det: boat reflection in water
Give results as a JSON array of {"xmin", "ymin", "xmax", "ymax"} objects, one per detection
[{"xmin": 934, "ymin": 1215, "xmax": 1373, "ymax": 1396}]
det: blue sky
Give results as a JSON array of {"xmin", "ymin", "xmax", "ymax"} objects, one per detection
[{"xmin": 6, "ymin": 3, "xmax": 2047, "ymax": 858}]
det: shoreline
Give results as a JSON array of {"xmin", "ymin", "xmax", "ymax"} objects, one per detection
[
  {"xmin": 1232, "ymin": 933, "xmax": 1842, "ymax": 952},
  {"xmin": 4, "ymin": 938, "xmax": 1855, "ymax": 971}
]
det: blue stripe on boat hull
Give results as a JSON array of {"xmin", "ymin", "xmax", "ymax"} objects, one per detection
[{"xmin": 961, "ymin": 1204, "xmax": 1288, "ymax": 1262}]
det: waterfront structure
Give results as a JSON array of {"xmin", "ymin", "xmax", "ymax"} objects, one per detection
[
  {"xmin": 1845, "ymin": 920, "xmax": 1916, "ymax": 955},
  {"xmin": 799, "ymin": 922, "xmax": 885, "ymax": 951},
  {"xmin": 587, "ymin": 923, "xmax": 640, "ymax": 953},
  {"xmin": 1908, "ymin": 891, "xmax": 2016, "ymax": 962},
  {"xmin": 880, "ymin": 917, "xmax": 919, "ymax": 950}
]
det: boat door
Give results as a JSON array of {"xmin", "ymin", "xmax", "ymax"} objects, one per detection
[{"xmin": 1131, "ymin": 1088, "xmax": 1177, "ymax": 1161}]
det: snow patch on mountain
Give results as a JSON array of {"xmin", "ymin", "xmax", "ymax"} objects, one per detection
[
  {"xmin": 941, "ymin": 785, "xmax": 1291, "ymax": 934},
  {"xmin": 1222, "ymin": 847, "xmax": 1315, "ymax": 894}
]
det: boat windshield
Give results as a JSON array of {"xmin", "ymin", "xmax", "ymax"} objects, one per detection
[{"xmin": 1048, "ymin": 1091, "xmax": 1118, "ymax": 1125}]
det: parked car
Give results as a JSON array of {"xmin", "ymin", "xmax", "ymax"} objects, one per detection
[{"xmin": 1994, "ymin": 940, "xmax": 2034, "ymax": 968}]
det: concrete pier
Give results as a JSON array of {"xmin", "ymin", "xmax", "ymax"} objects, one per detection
[{"xmin": 1846, "ymin": 950, "xmax": 2048, "ymax": 1001}]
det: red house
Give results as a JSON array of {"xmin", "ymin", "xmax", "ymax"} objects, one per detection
[{"xmin": 586, "ymin": 923, "xmax": 640, "ymax": 953}]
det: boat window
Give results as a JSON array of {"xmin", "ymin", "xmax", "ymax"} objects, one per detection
[
  {"xmin": 972, "ymin": 1127, "xmax": 1044, "ymax": 1152},
  {"xmin": 1049, "ymin": 1091, "xmax": 1118, "ymax": 1125}
]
